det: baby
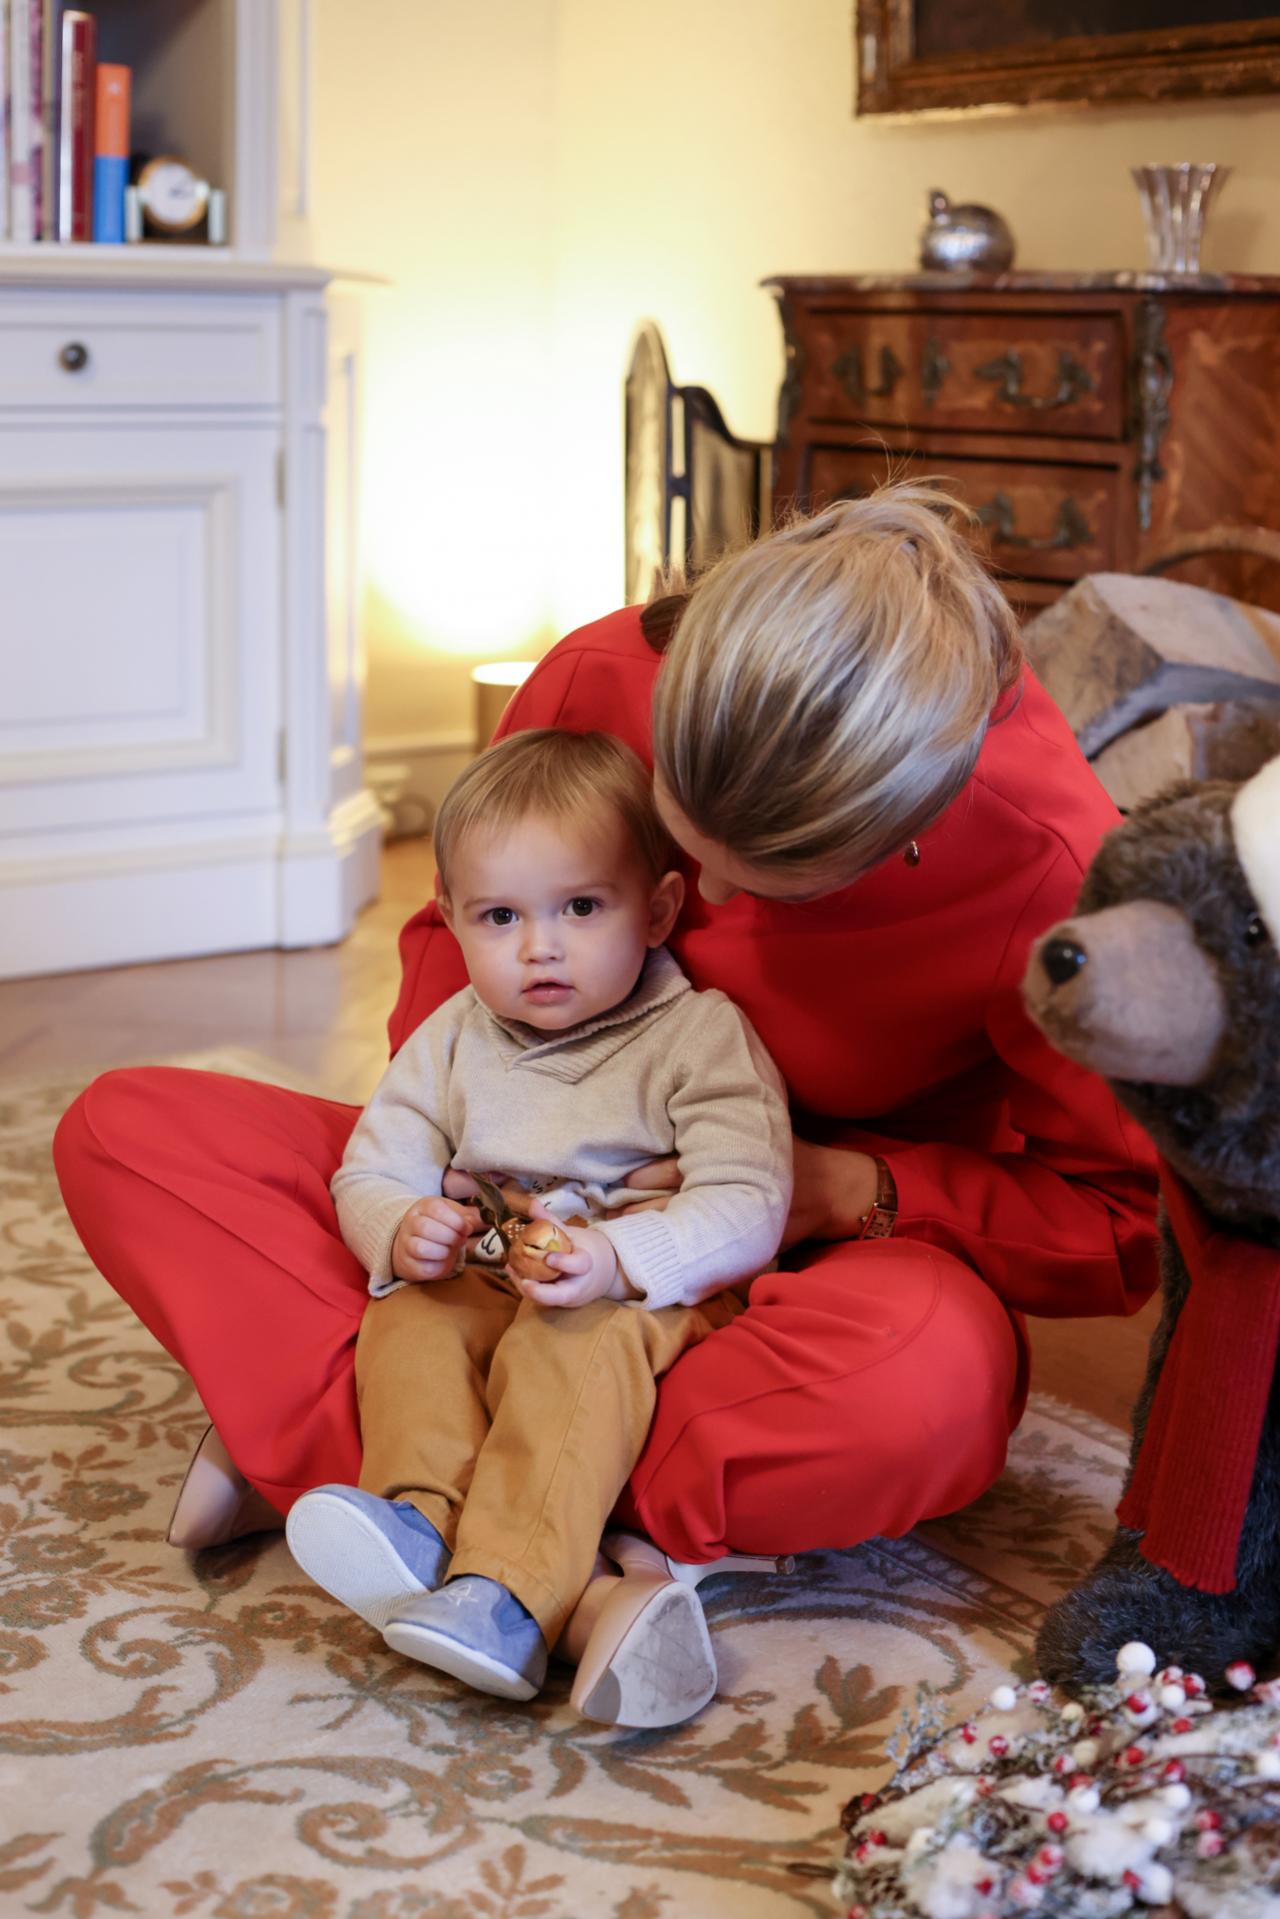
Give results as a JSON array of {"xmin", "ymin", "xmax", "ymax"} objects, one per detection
[{"xmin": 286, "ymin": 728, "xmax": 792, "ymax": 1718}]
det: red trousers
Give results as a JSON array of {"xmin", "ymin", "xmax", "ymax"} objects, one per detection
[{"xmin": 53, "ymin": 1067, "xmax": 1024, "ymax": 1561}]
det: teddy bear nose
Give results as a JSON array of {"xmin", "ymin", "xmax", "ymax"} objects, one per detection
[{"xmin": 1041, "ymin": 937, "xmax": 1088, "ymax": 987}]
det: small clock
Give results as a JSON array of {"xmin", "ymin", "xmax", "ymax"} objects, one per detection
[{"xmin": 135, "ymin": 155, "xmax": 210, "ymax": 236}]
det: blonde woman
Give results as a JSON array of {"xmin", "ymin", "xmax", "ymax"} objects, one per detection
[{"xmin": 54, "ymin": 486, "xmax": 1159, "ymax": 1722}]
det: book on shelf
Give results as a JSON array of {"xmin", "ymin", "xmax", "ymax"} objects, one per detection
[
  {"xmin": 3, "ymin": 5, "xmax": 131, "ymax": 246},
  {"xmin": 0, "ymin": 1, "xmax": 9, "ymax": 241},
  {"xmin": 91, "ymin": 58, "xmax": 126, "ymax": 243},
  {"xmin": 56, "ymin": 8, "xmax": 94, "ymax": 239},
  {"xmin": 8, "ymin": 0, "xmax": 38, "ymax": 243}
]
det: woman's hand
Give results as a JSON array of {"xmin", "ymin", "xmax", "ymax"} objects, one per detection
[
  {"xmin": 391, "ymin": 1194, "xmax": 482, "ymax": 1283},
  {"xmin": 516, "ymin": 1199, "xmax": 631, "ymax": 1309},
  {"xmin": 622, "ymin": 1144, "xmax": 878, "ymax": 1248},
  {"xmin": 784, "ymin": 1141, "xmax": 878, "ymax": 1248}
]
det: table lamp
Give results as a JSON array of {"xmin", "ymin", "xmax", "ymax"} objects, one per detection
[{"xmin": 471, "ymin": 662, "xmax": 536, "ymax": 754}]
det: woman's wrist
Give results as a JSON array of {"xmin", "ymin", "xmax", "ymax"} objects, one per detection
[{"xmin": 832, "ymin": 1149, "xmax": 882, "ymax": 1239}]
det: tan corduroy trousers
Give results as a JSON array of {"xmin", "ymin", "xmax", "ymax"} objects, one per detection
[{"xmin": 355, "ymin": 1267, "xmax": 746, "ymax": 1641}]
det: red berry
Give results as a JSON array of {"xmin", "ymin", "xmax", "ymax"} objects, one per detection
[
  {"xmin": 868, "ymin": 1830, "xmax": 887, "ymax": 1848},
  {"xmin": 1025, "ymin": 1864, "xmax": 1047, "ymax": 1886},
  {"xmin": 975, "ymin": 1879, "xmax": 994, "ymax": 1897},
  {"xmin": 1197, "ymin": 1831, "xmax": 1225, "ymax": 1859},
  {"xmin": 1052, "ymin": 1752, "xmax": 1072, "ymax": 1775},
  {"xmin": 1195, "ymin": 1809, "xmax": 1222, "ymax": 1831},
  {"xmin": 1184, "ymin": 1673, "xmax": 1206, "ymax": 1697},
  {"xmin": 1226, "ymin": 1660, "xmax": 1256, "ymax": 1691},
  {"xmin": 1162, "ymin": 1759, "xmax": 1187, "ymax": 1783},
  {"xmin": 1122, "ymin": 1745, "xmax": 1146, "ymax": 1767},
  {"xmin": 1172, "ymin": 1717, "xmax": 1193, "ymax": 1734},
  {"xmin": 859, "ymin": 1792, "xmax": 877, "ymax": 1810},
  {"xmin": 988, "ymin": 1734, "xmax": 1009, "ymax": 1756},
  {"xmin": 1123, "ymin": 1869, "xmax": 1142, "ymax": 1890},
  {"xmin": 1047, "ymin": 1810, "xmax": 1069, "ymax": 1834},
  {"xmin": 1125, "ymin": 1692, "xmax": 1152, "ymax": 1713},
  {"xmin": 1037, "ymin": 1844, "xmax": 1064, "ymax": 1871},
  {"xmin": 1070, "ymin": 1772, "xmax": 1095, "ymax": 1790},
  {"xmin": 960, "ymin": 1721, "xmax": 978, "ymax": 1743}
]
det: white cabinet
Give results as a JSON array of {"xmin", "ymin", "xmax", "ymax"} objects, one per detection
[
  {"xmin": 0, "ymin": 262, "xmax": 380, "ymax": 978},
  {"xmin": 0, "ymin": 0, "xmax": 378, "ymax": 977}
]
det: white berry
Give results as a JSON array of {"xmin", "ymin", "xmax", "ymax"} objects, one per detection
[
  {"xmin": 1158, "ymin": 1683, "xmax": 1187, "ymax": 1711},
  {"xmin": 1139, "ymin": 1863, "xmax": 1174, "ymax": 1905},
  {"xmin": 1255, "ymin": 1749, "xmax": 1280, "ymax": 1779},
  {"xmin": 990, "ymin": 1684, "xmax": 1018, "ymax": 1712},
  {"xmin": 1117, "ymin": 1641, "xmax": 1157, "ymax": 1676},
  {"xmin": 1162, "ymin": 1784, "xmax": 1192, "ymax": 1810}
]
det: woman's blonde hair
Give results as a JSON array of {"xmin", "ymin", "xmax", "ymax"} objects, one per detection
[
  {"xmin": 433, "ymin": 727, "xmax": 671, "ymax": 894},
  {"xmin": 650, "ymin": 482, "xmax": 1022, "ymax": 880}
]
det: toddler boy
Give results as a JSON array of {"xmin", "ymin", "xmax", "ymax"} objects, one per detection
[{"xmin": 286, "ymin": 728, "xmax": 792, "ymax": 1711}]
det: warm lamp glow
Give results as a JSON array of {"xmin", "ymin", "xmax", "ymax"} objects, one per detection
[
  {"xmin": 471, "ymin": 662, "xmax": 537, "ymax": 690},
  {"xmin": 471, "ymin": 660, "xmax": 538, "ymax": 750}
]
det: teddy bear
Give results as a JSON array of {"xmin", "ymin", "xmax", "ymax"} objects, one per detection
[{"xmin": 1021, "ymin": 752, "xmax": 1280, "ymax": 1694}]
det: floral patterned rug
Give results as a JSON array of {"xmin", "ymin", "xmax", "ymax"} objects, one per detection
[{"xmin": 0, "ymin": 1054, "xmax": 1130, "ymax": 1919}]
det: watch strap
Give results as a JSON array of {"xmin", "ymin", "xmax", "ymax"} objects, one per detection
[{"xmin": 856, "ymin": 1157, "xmax": 898, "ymax": 1240}]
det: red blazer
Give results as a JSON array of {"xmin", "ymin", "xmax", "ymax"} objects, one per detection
[{"xmin": 389, "ymin": 605, "xmax": 1158, "ymax": 1323}]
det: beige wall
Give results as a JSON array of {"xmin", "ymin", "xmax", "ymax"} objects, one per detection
[{"xmin": 311, "ymin": 0, "xmax": 1280, "ymax": 748}]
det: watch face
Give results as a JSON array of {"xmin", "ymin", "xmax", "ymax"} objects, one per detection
[{"xmin": 139, "ymin": 158, "xmax": 209, "ymax": 231}]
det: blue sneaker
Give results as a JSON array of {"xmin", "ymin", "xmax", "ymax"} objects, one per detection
[
  {"xmin": 285, "ymin": 1485, "xmax": 450, "ymax": 1630},
  {"xmin": 383, "ymin": 1574, "xmax": 548, "ymax": 1700}
]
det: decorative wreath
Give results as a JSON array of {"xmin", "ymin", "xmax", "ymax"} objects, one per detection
[{"xmin": 828, "ymin": 1645, "xmax": 1280, "ymax": 1918}]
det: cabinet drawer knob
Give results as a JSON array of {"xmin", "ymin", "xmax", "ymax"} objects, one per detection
[{"xmin": 59, "ymin": 341, "xmax": 90, "ymax": 373}]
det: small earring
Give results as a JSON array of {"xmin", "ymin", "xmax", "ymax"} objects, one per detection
[{"xmin": 904, "ymin": 841, "xmax": 921, "ymax": 867}]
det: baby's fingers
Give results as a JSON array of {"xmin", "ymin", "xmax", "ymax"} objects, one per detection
[
  {"xmin": 519, "ymin": 1275, "xmax": 580, "ymax": 1307},
  {"xmin": 544, "ymin": 1249, "xmax": 591, "ymax": 1277}
]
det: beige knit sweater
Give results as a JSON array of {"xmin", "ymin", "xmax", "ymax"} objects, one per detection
[{"xmin": 332, "ymin": 947, "xmax": 793, "ymax": 1310}]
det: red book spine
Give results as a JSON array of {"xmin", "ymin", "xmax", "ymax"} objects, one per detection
[{"xmin": 59, "ymin": 9, "xmax": 95, "ymax": 240}]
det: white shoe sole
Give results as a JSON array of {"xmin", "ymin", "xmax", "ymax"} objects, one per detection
[
  {"xmin": 285, "ymin": 1493, "xmax": 434, "ymax": 1630},
  {"xmin": 383, "ymin": 1616, "xmax": 540, "ymax": 1701},
  {"xmin": 574, "ymin": 1580, "xmax": 717, "ymax": 1728}
]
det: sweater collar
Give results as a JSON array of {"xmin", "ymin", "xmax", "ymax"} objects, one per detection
[{"xmin": 483, "ymin": 945, "xmax": 691, "ymax": 1079}]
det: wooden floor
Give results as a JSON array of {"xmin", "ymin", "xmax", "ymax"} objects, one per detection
[{"xmin": 1, "ymin": 835, "xmax": 1157, "ymax": 1434}]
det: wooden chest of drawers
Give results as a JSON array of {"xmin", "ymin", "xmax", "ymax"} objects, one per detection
[{"xmin": 766, "ymin": 273, "xmax": 1280, "ymax": 614}]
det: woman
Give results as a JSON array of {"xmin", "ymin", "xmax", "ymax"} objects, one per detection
[{"xmin": 53, "ymin": 486, "xmax": 1158, "ymax": 1721}]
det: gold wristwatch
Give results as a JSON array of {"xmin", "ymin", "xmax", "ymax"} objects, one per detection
[{"xmin": 856, "ymin": 1157, "xmax": 898, "ymax": 1240}]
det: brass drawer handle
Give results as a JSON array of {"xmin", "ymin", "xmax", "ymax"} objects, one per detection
[
  {"xmin": 976, "ymin": 348, "xmax": 1093, "ymax": 410},
  {"xmin": 921, "ymin": 336, "xmax": 949, "ymax": 405},
  {"xmin": 59, "ymin": 341, "xmax": 90, "ymax": 373},
  {"xmin": 977, "ymin": 491, "xmax": 1092, "ymax": 552},
  {"xmin": 833, "ymin": 343, "xmax": 904, "ymax": 407}
]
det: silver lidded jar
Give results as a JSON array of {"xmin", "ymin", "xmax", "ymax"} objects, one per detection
[{"xmin": 919, "ymin": 190, "xmax": 1016, "ymax": 274}]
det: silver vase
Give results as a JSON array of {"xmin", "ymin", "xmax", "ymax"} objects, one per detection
[{"xmin": 1131, "ymin": 162, "xmax": 1230, "ymax": 275}]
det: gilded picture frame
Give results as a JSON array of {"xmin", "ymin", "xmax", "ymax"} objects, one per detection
[{"xmin": 857, "ymin": 1, "xmax": 1280, "ymax": 114}]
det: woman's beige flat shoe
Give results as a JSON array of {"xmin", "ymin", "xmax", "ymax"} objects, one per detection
[
  {"xmin": 166, "ymin": 1424, "xmax": 283, "ymax": 1549},
  {"xmin": 568, "ymin": 1531, "xmax": 794, "ymax": 1729}
]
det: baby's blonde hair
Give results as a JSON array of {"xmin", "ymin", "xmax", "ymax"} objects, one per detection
[
  {"xmin": 433, "ymin": 728, "xmax": 671, "ymax": 894},
  {"xmin": 650, "ymin": 482, "xmax": 1022, "ymax": 880}
]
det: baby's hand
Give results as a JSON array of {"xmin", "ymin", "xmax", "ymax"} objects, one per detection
[
  {"xmin": 391, "ymin": 1195, "xmax": 482, "ymax": 1284},
  {"xmin": 515, "ymin": 1199, "xmax": 631, "ymax": 1309}
]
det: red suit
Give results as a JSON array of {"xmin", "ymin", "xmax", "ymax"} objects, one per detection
[{"xmin": 54, "ymin": 606, "xmax": 1158, "ymax": 1561}]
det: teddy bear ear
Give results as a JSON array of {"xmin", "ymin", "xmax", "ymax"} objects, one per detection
[{"xmin": 1231, "ymin": 754, "xmax": 1280, "ymax": 948}]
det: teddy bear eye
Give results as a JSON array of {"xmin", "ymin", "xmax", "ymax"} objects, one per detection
[{"xmin": 1246, "ymin": 912, "xmax": 1267, "ymax": 947}]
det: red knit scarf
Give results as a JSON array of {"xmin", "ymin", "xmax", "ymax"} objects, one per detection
[{"xmin": 1116, "ymin": 1162, "xmax": 1280, "ymax": 1594}]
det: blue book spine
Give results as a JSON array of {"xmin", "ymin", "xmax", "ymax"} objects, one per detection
[{"xmin": 92, "ymin": 153, "xmax": 126, "ymax": 242}]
